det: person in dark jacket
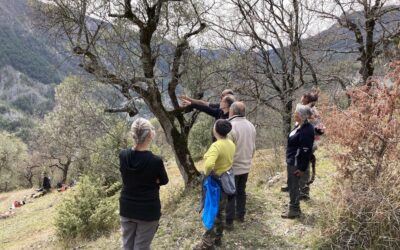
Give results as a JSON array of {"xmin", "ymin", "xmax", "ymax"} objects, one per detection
[
  {"xmin": 282, "ymin": 104, "xmax": 314, "ymax": 219},
  {"xmin": 180, "ymin": 94, "xmax": 235, "ymax": 143},
  {"xmin": 42, "ymin": 173, "xmax": 51, "ymax": 191},
  {"xmin": 119, "ymin": 117, "xmax": 169, "ymax": 250},
  {"xmin": 179, "ymin": 89, "xmax": 235, "ymax": 111},
  {"xmin": 180, "ymin": 94, "xmax": 235, "ymax": 120},
  {"xmin": 281, "ymin": 89, "xmax": 324, "ymax": 198}
]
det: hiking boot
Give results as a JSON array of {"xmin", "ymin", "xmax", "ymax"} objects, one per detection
[
  {"xmin": 281, "ymin": 209, "xmax": 301, "ymax": 219},
  {"xmin": 281, "ymin": 185, "xmax": 289, "ymax": 192},
  {"xmin": 193, "ymin": 242, "xmax": 215, "ymax": 250},
  {"xmin": 225, "ymin": 221, "xmax": 234, "ymax": 231},
  {"xmin": 214, "ymin": 238, "xmax": 222, "ymax": 247}
]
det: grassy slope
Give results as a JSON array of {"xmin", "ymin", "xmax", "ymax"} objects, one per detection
[{"xmin": 0, "ymin": 148, "xmax": 335, "ymax": 250}]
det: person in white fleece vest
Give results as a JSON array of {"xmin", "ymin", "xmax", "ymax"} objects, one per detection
[{"xmin": 225, "ymin": 101, "xmax": 256, "ymax": 230}]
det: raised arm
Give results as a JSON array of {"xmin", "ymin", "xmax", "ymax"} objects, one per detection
[{"xmin": 179, "ymin": 95, "xmax": 209, "ymax": 107}]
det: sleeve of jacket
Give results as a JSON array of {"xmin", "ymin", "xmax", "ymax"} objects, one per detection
[
  {"xmin": 209, "ymin": 103, "xmax": 220, "ymax": 109},
  {"xmin": 227, "ymin": 129, "xmax": 237, "ymax": 144},
  {"xmin": 251, "ymin": 124, "xmax": 256, "ymax": 157},
  {"xmin": 203, "ymin": 143, "xmax": 219, "ymax": 175},
  {"xmin": 295, "ymin": 125, "xmax": 315, "ymax": 171},
  {"xmin": 119, "ymin": 150, "xmax": 126, "ymax": 171},
  {"xmin": 191, "ymin": 103, "xmax": 221, "ymax": 119},
  {"xmin": 157, "ymin": 159, "xmax": 169, "ymax": 186}
]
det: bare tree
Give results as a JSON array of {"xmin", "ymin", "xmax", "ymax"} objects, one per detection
[
  {"xmin": 211, "ymin": 0, "xmax": 319, "ymax": 137},
  {"xmin": 310, "ymin": 0, "xmax": 400, "ymax": 83},
  {"xmin": 33, "ymin": 0, "xmax": 215, "ymax": 184}
]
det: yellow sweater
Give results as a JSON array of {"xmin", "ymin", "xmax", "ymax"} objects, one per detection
[{"xmin": 203, "ymin": 139, "xmax": 236, "ymax": 176}]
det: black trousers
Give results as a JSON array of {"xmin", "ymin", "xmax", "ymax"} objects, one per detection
[
  {"xmin": 226, "ymin": 173, "xmax": 249, "ymax": 222},
  {"xmin": 287, "ymin": 165, "xmax": 301, "ymax": 211}
]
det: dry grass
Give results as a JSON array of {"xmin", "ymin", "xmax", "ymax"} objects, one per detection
[
  {"xmin": 317, "ymin": 162, "xmax": 400, "ymax": 250},
  {"xmin": 0, "ymin": 189, "xmax": 63, "ymax": 250},
  {"xmin": 0, "ymin": 148, "xmax": 336, "ymax": 249}
]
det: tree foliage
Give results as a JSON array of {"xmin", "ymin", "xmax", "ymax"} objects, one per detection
[
  {"xmin": 34, "ymin": 76, "xmax": 124, "ymax": 184},
  {"xmin": 210, "ymin": 0, "xmax": 320, "ymax": 138},
  {"xmin": 324, "ymin": 61, "xmax": 400, "ymax": 179},
  {"xmin": 188, "ymin": 113, "xmax": 213, "ymax": 161},
  {"xmin": 321, "ymin": 61, "xmax": 400, "ymax": 249},
  {"xmin": 34, "ymin": 0, "xmax": 218, "ymax": 184},
  {"xmin": 0, "ymin": 131, "xmax": 28, "ymax": 191},
  {"xmin": 311, "ymin": 0, "xmax": 400, "ymax": 83}
]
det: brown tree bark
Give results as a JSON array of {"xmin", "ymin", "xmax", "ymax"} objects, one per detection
[{"xmin": 37, "ymin": 0, "xmax": 207, "ymax": 185}]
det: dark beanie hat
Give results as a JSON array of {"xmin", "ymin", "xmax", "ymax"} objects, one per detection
[{"xmin": 215, "ymin": 119, "xmax": 232, "ymax": 137}]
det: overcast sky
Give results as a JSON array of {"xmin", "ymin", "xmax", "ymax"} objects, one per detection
[{"xmin": 39, "ymin": 0, "xmax": 399, "ymax": 49}]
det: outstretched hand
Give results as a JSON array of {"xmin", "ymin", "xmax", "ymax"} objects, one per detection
[{"xmin": 179, "ymin": 95, "xmax": 192, "ymax": 107}]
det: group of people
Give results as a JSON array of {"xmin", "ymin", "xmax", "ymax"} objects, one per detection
[{"xmin": 118, "ymin": 88, "xmax": 323, "ymax": 250}]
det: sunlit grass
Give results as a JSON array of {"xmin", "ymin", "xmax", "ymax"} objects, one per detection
[
  {"xmin": 0, "ymin": 147, "xmax": 336, "ymax": 249},
  {"xmin": 0, "ymin": 189, "xmax": 63, "ymax": 250}
]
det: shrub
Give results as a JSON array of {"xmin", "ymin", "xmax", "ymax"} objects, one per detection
[
  {"xmin": 55, "ymin": 176, "xmax": 120, "ymax": 239},
  {"xmin": 188, "ymin": 113, "xmax": 213, "ymax": 160},
  {"xmin": 320, "ymin": 61, "xmax": 400, "ymax": 249}
]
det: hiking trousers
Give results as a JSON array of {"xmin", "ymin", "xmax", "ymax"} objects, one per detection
[
  {"xmin": 202, "ymin": 192, "xmax": 228, "ymax": 247},
  {"xmin": 120, "ymin": 216, "xmax": 159, "ymax": 250},
  {"xmin": 226, "ymin": 173, "xmax": 248, "ymax": 222},
  {"xmin": 286, "ymin": 159, "xmax": 311, "ymax": 195},
  {"xmin": 299, "ymin": 163, "xmax": 310, "ymax": 195},
  {"xmin": 287, "ymin": 165, "xmax": 301, "ymax": 212}
]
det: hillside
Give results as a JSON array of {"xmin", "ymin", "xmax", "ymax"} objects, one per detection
[
  {"xmin": 0, "ymin": 0, "xmax": 398, "ymax": 140},
  {"xmin": 0, "ymin": 65, "xmax": 55, "ymax": 140},
  {"xmin": 0, "ymin": 0, "xmax": 79, "ymax": 84},
  {"xmin": 0, "ymin": 0, "xmax": 81, "ymax": 139},
  {"xmin": 0, "ymin": 148, "xmax": 335, "ymax": 249}
]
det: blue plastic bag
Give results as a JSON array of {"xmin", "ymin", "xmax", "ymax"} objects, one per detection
[{"xmin": 202, "ymin": 176, "xmax": 221, "ymax": 230}]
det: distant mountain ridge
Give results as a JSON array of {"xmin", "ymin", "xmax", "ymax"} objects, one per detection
[
  {"xmin": 0, "ymin": 0, "xmax": 79, "ymax": 84},
  {"xmin": 0, "ymin": 65, "xmax": 55, "ymax": 140},
  {"xmin": 0, "ymin": 0, "xmax": 398, "ymax": 140}
]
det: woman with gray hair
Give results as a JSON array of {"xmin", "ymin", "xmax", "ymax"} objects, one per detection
[
  {"xmin": 119, "ymin": 117, "xmax": 169, "ymax": 250},
  {"xmin": 282, "ymin": 104, "xmax": 314, "ymax": 219}
]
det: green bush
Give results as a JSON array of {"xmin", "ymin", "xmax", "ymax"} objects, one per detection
[
  {"xmin": 55, "ymin": 176, "xmax": 120, "ymax": 239},
  {"xmin": 188, "ymin": 113, "xmax": 213, "ymax": 160}
]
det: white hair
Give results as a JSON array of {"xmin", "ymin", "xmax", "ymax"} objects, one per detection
[
  {"xmin": 295, "ymin": 104, "xmax": 312, "ymax": 121},
  {"xmin": 130, "ymin": 118, "xmax": 154, "ymax": 144}
]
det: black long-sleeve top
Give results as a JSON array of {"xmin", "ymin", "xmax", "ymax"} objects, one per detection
[
  {"xmin": 43, "ymin": 176, "xmax": 51, "ymax": 190},
  {"xmin": 286, "ymin": 122, "xmax": 315, "ymax": 172},
  {"xmin": 190, "ymin": 103, "xmax": 229, "ymax": 120},
  {"xmin": 119, "ymin": 149, "xmax": 169, "ymax": 221}
]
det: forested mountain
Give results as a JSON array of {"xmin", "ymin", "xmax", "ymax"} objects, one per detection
[
  {"xmin": 0, "ymin": 0, "xmax": 398, "ymax": 140},
  {"xmin": 0, "ymin": 0, "xmax": 78, "ymax": 84},
  {"xmin": 0, "ymin": 0, "xmax": 80, "ymax": 139},
  {"xmin": 0, "ymin": 65, "xmax": 55, "ymax": 140}
]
